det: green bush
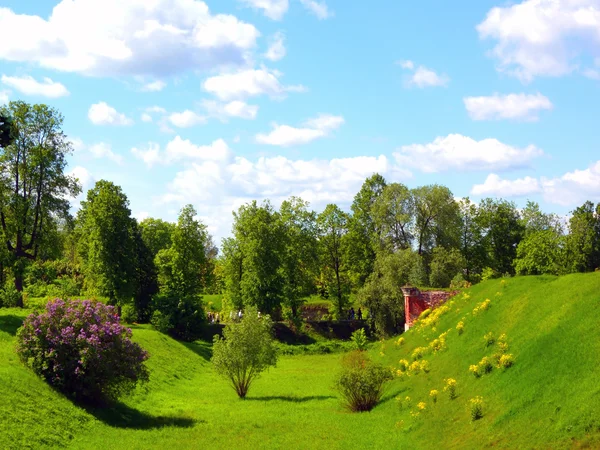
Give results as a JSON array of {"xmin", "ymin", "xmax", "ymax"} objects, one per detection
[
  {"xmin": 0, "ymin": 284, "xmax": 21, "ymax": 307},
  {"xmin": 469, "ymin": 396, "xmax": 484, "ymax": 421},
  {"xmin": 335, "ymin": 351, "xmax": 393, "ymax": 412},
  {"xmin": 150, "ymin": 293, "xmax": 206, "ymax": 341},
  {"xmin": 350, "ymin": 328, "xmax": 368, "ymax": 351},
  {"xmin": 121, "ymin": 304, "xmax": 138, "ymax": 323}
]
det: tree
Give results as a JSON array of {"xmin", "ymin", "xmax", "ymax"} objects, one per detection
[
  {"xmin": 457, "ymin": 198, "xmax": 486, "ymax": 281},
  {"xmin": 279, "ymin": 197, "xmax": 318, "ymax": 317},
  {"xmin": 565, "ymin": 201, "xmax": 600, "ymax": 272},
  {"xmin": 139, "ymin": 218, "xmax": 175, "ymax": 259},
  {"xmin": 212, "ymin": 306, "xmax": 278, "ymax": 399},
  {"xmin": 131, "ymin": 221, "xmax": 158, "ymax": 322},
  {"xmin": 0, "ymin": 102, "xmax": 80, "ymax": 306},
  {"xmin": 520, "ymin": 201, "xmax": 564, "ymax": 236},
  {"xmin": 428, "ymin": 247, "xmax": 466, "ymax": 288},
  {"xmin": 346, "ymin": 174, "xmax": 387, "ymax": 286},
  {"xmin": 412, "ymin": 185, "xmax": 460, "ymax": 256},
  {"xmin": 77, "ymin": 180, "xmax": 136, "ymax": 306},
  {"xmin": 514, "ymin": 229, "xmax": 566, "ymax": 276},
  {"xmin": 318, "ymin": 204, "xmax": 351, "ymax": 317},
  {"xmin": 154, "ymin": 205, "xmax": 209, "ymax": 297},
  {"xmin": 372, "ymin": 182, "xmax": 414, "ymax": 251}
]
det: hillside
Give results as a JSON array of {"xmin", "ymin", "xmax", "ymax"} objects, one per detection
[{"xmin": 1, "ymin": 273, "xmax": 600, "ymax": 449}]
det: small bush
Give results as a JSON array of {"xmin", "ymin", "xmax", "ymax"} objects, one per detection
[
  {"xmin": 336, "ymin": 351, "xmax": 393, "ymax": 412},
  {"xmin": 473, "ymin": 299, "xmax": 491, "ymax": 316},
  {"xmin": 444, "ymin": 378, "xmax": 457, "ymax": 399},
  {"xmin": 350, "ymin": 328, "xmax": 368, "ymax": 351},
  {"xmin": 469, "ymin": 364, "xmax": 482, "ymax": 378},
  {"xmin": 430, "ymin": 389, "xmax": 438, "ymax": 403},
  {"xmin": 120, "ymin": 304, "xmax": 138, "ymax": 323},
  {"xmin": 456, "ymin": 321, "xmax": 464, "ymax": 335},
  {"xmin": 417, "ymin": 401, "xmax": 427, "ymax": 411},
  {"xmin": 395, "ymin": 337, "xmax": 405, "ymax": 346},
  {"xmin": 420, "ymin": 360, "xmax": 431, "ymax": 373},
  {"xmin": 412, "ymin": 346, "xmax": 426, "ymax": 360},
  {"xmin": 409, "ymin": 360, "xmax": 422, "ymax": 375},
  {"xmin": 469, "ymin": 396, "xmax": 484, "ymax": 421},
  {"xmin": 479, "ymin": 356, "xmax": 494, "ymax": 374},
  {"xmin": 499, "ymin": 353, "xmax": 515, "ymax": 369},
  {"xmin": 151, "ymin": 293, "xmax": 206, "ymax": 341},
  {"xmin": 484, "ymin": 332, "xmax": 495, "ymax": 347},
  {"xmin": 16, "ymin": 299, "xmax": 149, "ymax": 403},
  {"xmin": 497, "ymin": 334, "xmax": 509, "ymax": 353},
  {"xmin": 398, "ymin": 359, "xmax": 410, "ymax": 373},
  {"xmin": 419, "ymin": 308, "xmax": 431, "ymax": 320},
  {"xmin": 0, "ymin": 284, "xmax": 21, "ymax": 307}
]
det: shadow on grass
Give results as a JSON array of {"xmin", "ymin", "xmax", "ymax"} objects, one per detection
[
  {"xmin": 245, "ymin": 395, "xmax": 335, "ymax": 403},
  {"xmin": 379, "ymin": 387, "xmax": 408, "ymax": 406},
  {"xmin": 181, "ymin": 340, "xmax": 213, "ymax": 361},
  {"xmin": 84, "ymin": 402, "xmax": 199, "ymax": 430},
  {"xmin": 0, "ymin": 314, "xmax": 24, "ymax": 336}
]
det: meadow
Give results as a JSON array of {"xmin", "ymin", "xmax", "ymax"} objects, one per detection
[{"xmin": 2, "ymin": 272, "xmax": 600, "ymax": 449}]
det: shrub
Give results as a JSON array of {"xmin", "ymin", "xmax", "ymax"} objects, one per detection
[
  {"xmin": 397, "ymin": 359, "xmax": 410, "ymax": 372},
  {"xmin": 456, "ymin": 321, "xmax": 464, "ymax": 335},
  {"xmin": 430, "ymin": 389, "xmax": 438, "ymax": 403},
  {"xmin": 120, "ymin": 304, "xmax": 138, "ymax": 324},
  {"xmin": 497, "ymin": 334, "xmax": 509, "ymax": 353},
  {"xmin": 479, "ymin": 356, "xmax": 494, "ymax": 373},
  {"xmin": 151, "ymin": 293, "xmax": 206, "ymax": 341},
  {"xmin": 469, "ymin": 364, "xmax": 482, "ymax": 378},
  {"xmin": 419, "ymin": 308, "xmax": 431, "ymax": 320},
  {"xmin": 0, "ymin": 284, "xmax": 21, "ymax": 307},
  {"xmin": 16, "ymin": 299, "xmax": 149, "ymax": 403},
  {"xmin": 420, "ymin": 360, "xmax": 431, "ymax": 373},
  {"xmin": 499, "ymin": 353, "xmax": 515, "ymax": 369},
  {"xmin": 409, "ymin": 360, "xmax": 422, "ymax": 375},
  {"xmin": 473, "ymin": 299, "xmax": 491, "ymax": 316},
  {"xmin": 444, "ymin": 378, "xmax": 457, "ymax": 399},
  {"xmin": 350, "ymin": 328, "xmax": 368, "ymax": 351},
  {"xmin": 335, "ymin": 351, "xmax": 393, "ymax": 412},
  {"xmin": 412, "ymin": 346, "xmax": 426, "ymax": 360},
  {"xmin": 417, "ymin": 401, "xmax": 427, "ymax": 411},
  {"xmin": 484, "ymin": 332, "xmax": 495, "ymax": 347},
  {"xmin": 212, "ymin": 306, "xmax": 278, "ymax": 399},
  {"xmin": 469, "ymin": 396, "xmax": 484, "ymax": 421},
  {"xmin": 395, "ymin": 337, "xmax": 405, "ymax": 346}
]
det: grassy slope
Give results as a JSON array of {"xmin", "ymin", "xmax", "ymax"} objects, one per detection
[{"xmin": 1, "ymin": 273, "xmax": 600, "ymax": 449}]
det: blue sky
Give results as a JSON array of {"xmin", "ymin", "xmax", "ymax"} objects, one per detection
[{"xmin": 0, "ymin": 0, "xmax": 599, "ymax": 244}]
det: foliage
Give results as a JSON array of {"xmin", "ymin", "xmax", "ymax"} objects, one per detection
[
  {"xmin": 335, "ymin": 350, "xmax": 393, "ymax": 412},
  {"xmin": 0, "ymin": 283, "xmax": 21, "ymax": 307},
  {"xmin": 350, "ymin": 328, "xmax": 368, "ymax": 351},
  {"xmin": 372, "ymin": 182, "xmax": 414, "ymax": 252},
  {"xmin": 469, "ymin": 397, "xmax": 484, "ymax": 421},
  {"xmin": 130, "ymin": 221, "xmax": 158, "ymax": 323},
  {"xmin": 499, "ymin": 353, "xmax": 515, "ymax": 369},
  {"xmin": 430, "ymin": 389, "xmax": 438, "ymax": 403},
  {"xmin": 211, "ymin": 306, "xmax": 278, "ymax": 398},
  {"xmin": 456, "ymin": 321, "xmax": 464, "ymax": 335},
  {"xmin": 0, "ymin": 101, "xmax": 81, "ymax": 305},
  {"xmin": 139, "ymin": 218, "xmax": 175, "ymax": 259},
  {"xmin": 16, "ymin": 299, "xmax": 149, "ymax": 403},
  {"xmin": 150, "ymin": 293, "xmax": 206, "ymax": 342},
  {"xmin": 429, "ymin": 247, "xmax": 466, "ymax": 288},
  {"xmin": 443, "ymin": 378, "xmax": 457, "ymax": 399},
  {"xmin": 514, "ymin": 229, "xmax": 566, "ymax": 275},
  {"xmin": 565, "ymin": 201, "xmax": 600, "ymax": 273},
  {"xmin": 483, "ymin": 332, "xmax": 495, "ymax": 347}
]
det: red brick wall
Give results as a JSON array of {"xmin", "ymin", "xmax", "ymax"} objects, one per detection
[{"xmin": 404, "ymin": 289, "xmax": 459, "ymax": 328}]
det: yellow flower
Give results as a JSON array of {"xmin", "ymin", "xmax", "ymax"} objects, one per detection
[{"xmin": 417, "ymin": 402, "xmax": 427, "ymax": 411}]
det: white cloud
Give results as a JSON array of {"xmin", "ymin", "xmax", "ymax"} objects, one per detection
[
  {"xmin": 68, "ymin": 166, "xmax": 94, "ymax": 191},
  {"xmin": 1, "ymin": 75, "xmax": 69, "ymax": 98},
  {"xmin": 0, "ymin": 1, "xmax": 260, "ymax": 77},
  {"xmin": 134, "ymin": 211, "xmax": 150, "ymax": 222},
  {"xmin": 89, "ymin": 142, "xmax": 124, "ymax": 164},
  {"xmin": 398, "ymin": 61, "xmax": 449, "ymax": 88},
  {"xmin": 477, "ymin": 0, "xmax": 600, "ymax": 82},
  {"xmin": 541, "ymin": 161, "xmax": 600, "ymax": 206},
  {"xmin": 69, "ymin": 137, "xmax": 86, "ymax": 152},
  {"xmin": 202, "ymin": 100, "xmax": 258, "ymax": 120},
  {"xmin": 131, "ymin": 136, "xmax": 232, "ymax": 166},
  {"xmin": 0, "ymin": 90, "xmax": 8, "ymax": 105},
  {"xmin": 203, "ymin": 67, "xmax": 304, "ymax": 101},
  {"xmin": 471, "ymin": 173, "xmax": 541, "ymax": 196},
  {"xmin": 300, "ymin": 0, "xmax": 333, "ymax": 19},
  {"xmin": 239, "ymin": 0, "xmax": 289, "ymax": 21},
  {"xmin": 264, "ymin": 32, "xmax": 286, "ymax": 61},
  {"xmin": 256, "ymin": 114, "xmax": 344, "ymax": 147},
  {"xmin": 141, "ymin": 113, "xmax": 153, "ymax": 122},
  {"xmin": 88, "ymin": 102, "xmax": 133, "ymax": 126},
  {"xmin": 464, "ymin": 92, "xmax": 553, "ymax": 121},
  {"xmin": 141, "ymin": 80, "xmax": 166, "ymax": 92},
  {"xmin": 394, "ymin": 133, "xmax": 543, "ymax": 173},
  {"xmin": 168, "ymin": 110, "xmax": 207, "ymax": 128},
  {"xmin": 397, "ymin": 60, "xmax": 414, "ymax": 70},
  {"xmin": 145, "ymin": 106, "xmax": 166, "ymax": 114}
]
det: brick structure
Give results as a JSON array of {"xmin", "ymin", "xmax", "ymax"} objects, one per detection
[{"xmin": 401, "ymin": 285, "xmax": 458, "ymax": 330}]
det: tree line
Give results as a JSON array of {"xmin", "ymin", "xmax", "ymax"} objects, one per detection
[{"xmin": 1, "ymin": 102, "xmax": 599, "ymax": 337}]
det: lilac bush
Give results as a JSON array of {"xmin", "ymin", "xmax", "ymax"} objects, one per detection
[{"xmin": 16, "ymin": 299, "xmax": 149, "ymax": 403}]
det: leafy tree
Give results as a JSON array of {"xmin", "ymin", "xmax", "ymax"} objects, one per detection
[
  {"xmin": 77, "ymin": 180, "xmax": 136, "ymax": 306},
  {"xmin": 318, "ymin": 204, "xmax": 351, "ymax": 317},
  {"xmin": 477, "ymin": 198, "xmax": 524, "ymax": 276},
  {"xmin": 279, "ymin": 197, "xmax": 318, "ymax": 317},
  {"xmin": 131, "ymin": 221, "xmax": 158, "ymax": 322},
  {"xmin": 372, "ymin": 182, "xmax": 414, "ymax": 251},
  {"xmin": 514, "ymin": 229, "xmax": 566, "ymax": 276},
  {"xmin": 0, "ymin": 101, "xmax": 80, "ymax": 305},
  {"xmin": 346, "ymin": 174, "xmax": 387, "ymax": 286},
  {"xmin": 359, "ymin": 249, "xmax": 417, "ymax": 336},
  {"xmin": 221, "ymin": 237, "xmax": 244, "ymax": 311},
  {"xmin": 457, "ymin": 198, "xmax": 486, "ymax": 282},
  {"xmin": 428, "ymin": 247, "xmax": 466, "ymax": 288},
  {"xmin": 212, "ymin": 306, "xmax": 278, "ymax": 399},
  {"xmin": 520, "ymin": 201, "xmax": 564, "ymax": 236},
  {"xmin": 565, "ymin": 201, "xmax": 600, "ymax": 272},
  {"xmin": 155, "ymin": 205, "xmax": 209, "ymax": 297},
  {"xmin": 412, "ymin": 185, "xmax": 460, "ymax": 256},
  {"xmin": 139, "ymin": 217, "xmax": 175, "ymax": 259}
]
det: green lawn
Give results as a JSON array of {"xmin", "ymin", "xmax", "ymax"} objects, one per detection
[{"xmin": 2, "ymin": 273, "xmax": 600, "ymax": 449}]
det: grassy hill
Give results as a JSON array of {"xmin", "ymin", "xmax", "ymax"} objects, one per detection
[{"xmin": 1, "ymin": 273, "xmax": 600, "ymax": 449}]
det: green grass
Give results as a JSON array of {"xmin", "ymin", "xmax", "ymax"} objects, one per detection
[
  {"xmin": 202, "ymin": 294, "xmax": 224, "ymax": 311},
  {"xmin": 2, "ymin": 273, "xmax": 600, "ymax": 448}
]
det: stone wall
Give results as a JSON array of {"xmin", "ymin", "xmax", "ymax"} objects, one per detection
[{"xmin": 401, "ymin": 286, "xmax": 458, "ymax": 330}]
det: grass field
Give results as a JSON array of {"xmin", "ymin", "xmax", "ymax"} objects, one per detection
[{"xmin": 2, "ymin": 273, "xmax": 600, "ymax": 449}]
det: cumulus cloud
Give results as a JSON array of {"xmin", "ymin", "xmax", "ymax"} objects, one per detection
[
  {"xmin": 131, "ymin": 142, "xmax": 161, "ymax": 168},
  {"xmin": 477, "ymin": 0, "xmax": 600, "ymax": 82},
  {"xmin": 299, "ymin": 0, "xmax": 333, "ymax": 19},
  {"xmin": 89, "ymin": 142, "xmax": 124, "ymax": 164},
  {"xmin": 255, "ymin": 114, "xmax": 344, "ymax": 147},
  {"xmin": 141, "ymin": 80, "xmax": 166, "ymax": 92},
  {"xmin": 202, "ymin": 67, "xmax": 305, "ymax": 101},
  {"xmin": 1, "ymin": 75, "xmax": 69, "ymax": 98},
  {"xmin": 541, "ymin": 161, "xmax": 600, "ymax": 206},
  {"xmin": 0, "ymin": 1, "xmax": 260, "ymax": 77},
  {"xmin": 131, "ymin": 136, "xmax": 232, "ymax": 167},
  {"xmin": 394, "ymin": 133, "xmax": 543, "ymax": 173},
  {"xmin": 238, "ymin": 0, "xmax": 289, "ymax": 21},
  {"xmin": 88, "ymin": 102, "xmax": 133, "ymax": 126},
  {"xmin": 264, "ymin": 32, "xmax": 286, "ymax": 61},
  {"xmin": 471, "ymin": 173, "xmax": 541, "ymax": 196},
  {"xmin": 141, "ymin": 113, "xmax": 153, "ymax": 123},
  {"xmin": 464, "ymin": 92, "xmax": 553, "ymax": 121},
  {"xmin": 168, "ymin": 110, "xmax": 207, "ymax": 128},
  {"xmin": 398, "ymin": 60, "xmax": 449, "ymax": 88},
  {"xmin": 0, "ymin": 90, "xmax": 8, "ymax": 105},
  {"xmin": 202, "ymin": 100, "xmax": 258, "ymax": 120}
]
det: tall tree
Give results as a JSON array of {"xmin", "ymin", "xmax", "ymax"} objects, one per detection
[
  {"xmin": 155, "ymin": 204, "xmax": 209, "ymax": 297},
  {"xmin": 279, "ymin": 197, "xmax": 318, "ymax": 317},
  {"xmin": 77, "ymin": 180, "xmax": 136, "ymax": 306},
  {"xmin": 457, "ymin": 198, "xmax": 486, "ymax": 281},
  {"xmin": 565, "ymin": 201, "xmax": 600, "ymax": 273},
  {"xmin": 139, "ymin": 217, "xmax": 175, "ymax": 259},
  {"xmin": 318, "ymin": 204, "xmax": 351, "ymax": 317},
  {"xmin": 346, "ymin": 174, "xmax": 387, "ymax": 286},
  {"xmin": 131, "ymin": 221, "xmax": 159, "ymax": 322},
  {"xmin": 0, "ymin": 101, "xmax": 80, "ymax": 305},
  {"xmin": 372, "ymin": 182, "xmax": 414, "ymax": 251}
]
